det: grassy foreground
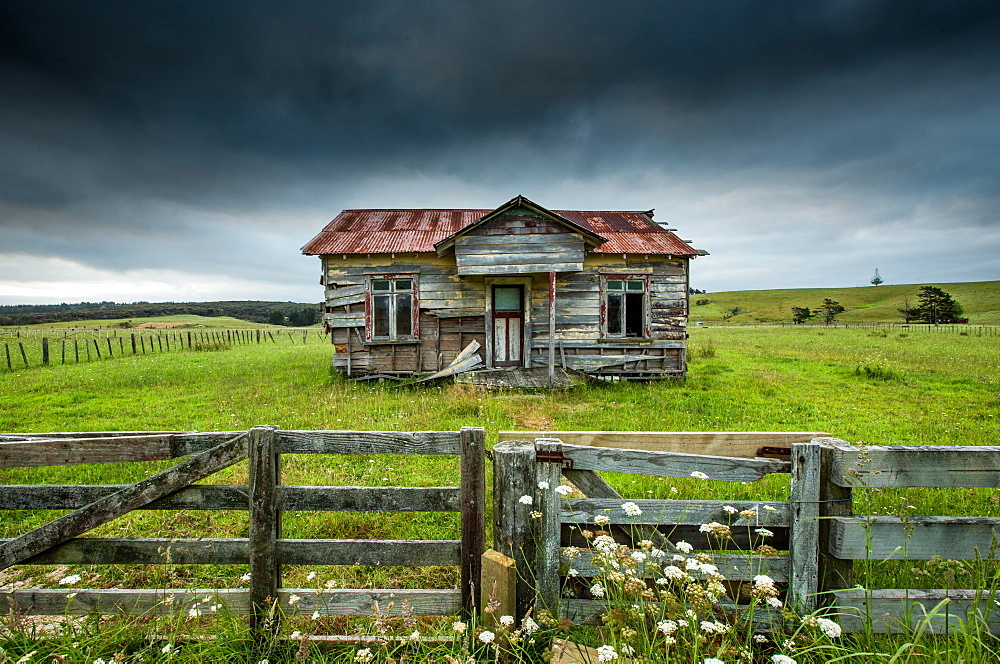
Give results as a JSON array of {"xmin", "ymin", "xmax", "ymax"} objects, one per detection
[{"xmin": 1, "ymin": 327, "xmax": 999, "ymax": 662}]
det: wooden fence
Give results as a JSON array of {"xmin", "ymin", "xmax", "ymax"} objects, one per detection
[
  {"xmin": 0, "ymin": 328, "xmax": 325, "ymax": 371},
  {"xmin": 491, "ymin": 432, "xmax": 1000, "ymax": 634},
  {"xmin": 699, "ymin": 322, "xmax": 1000, "ymax": 336},
  {"xmin": 0, "ymin": 426, "xmax": 485, "ymax": 632}
]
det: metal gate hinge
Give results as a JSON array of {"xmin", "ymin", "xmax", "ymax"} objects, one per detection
[
  {"xmin": 536, "ymin": 446, "xmax": 574, "ymax": 469},
  {"xmin": 757, "ymin": 446, "xmax": 792, "ymax": 460}
]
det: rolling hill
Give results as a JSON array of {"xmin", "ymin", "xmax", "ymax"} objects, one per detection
[{"xmin": 692, "ymin": 280, "xmax": 1000, "ymax": 325}]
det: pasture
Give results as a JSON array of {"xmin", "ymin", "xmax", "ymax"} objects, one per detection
[{"xmin": 1, "ymin": 326, "xmax": 999, "ymax": 662}]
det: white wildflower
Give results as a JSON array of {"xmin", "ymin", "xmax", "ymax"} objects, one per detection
[
  {"xmin": 161, "ymin": 643, "xmax": 173, "ymax": 654},
  {"xmin": 657, "ymin": 619, "xmax": 678, "ymax": 634},
  {"xmin": 187, "ymin": 607, "xmax": 200, "ymax": 618},
  {"xmin": 700, "ymin": 620, "xmax": 727, "ymax": 634},
  {"xmin": 568, "ymin": 568, "xmax": 579, "ymax": 577},
  {"xmin": 630, "ymin": 551, "xmax": 646, "ymax": 563},
  {"xmin": 704, "ymin": 659, "xmax": 725, "ymax": 664},
  {"xmin": 816, "ymin": 617, "xmax": 842, "ymax": 638},
  {"xmin": 754, "ymin": 634, "xmax": 768, "ymax": 643},
  {"xmin": 753, "ymin": 574, "xmax": 776, "ymax": 588},
  {"xmin": 530, "ymin": 510, "xmax": 543, "ymax": 519},
  {"xmin": 662, "ymin": 565, "xmax": 686, "ymax": 580},
  {"xmin": 594, "ymin": 514, "xmax": 611, "ymax": 526},
  {"xmin": 59, "ymin": 574, "xmax": 82, "ymax": 585},
  {"xmin": 241, "ymin": 573, "xmax": 252, "ymax": 581},
  {"xmin": 537, "ymin": 481, "xmax": 550, "ymax": 490},
  {"xmin": 690, "ymin": 471, "xmax": 709, "ymax": 480},
  {"xmin": 478, "ymin": 630, "xmax": 496, "ymax": 644},
  {"xmin": 621, "ymin": 502, "xmax": 642, "ymax": 517},
  {"xmin": 589, "ymin": 583, "xmax": 606, "ymax": 597},
  {"xmin": 596, "ymin": 645, "xmax": 618, "ymax": 662},
  {"xmin": 290, "ymin": 631, "xmax": 301, "ymax": 639},
  {"xmin": 288, "ymin": 594, "xmax": 302, "ymax": 606},
  {"xmin": 499, "ymin": 615, "xmax": 514, "ymax": 626},
  {"xmin": 408, "ymin": 630, "xmax": 420, "ymax": 640},
  {"xmin": 722, "ymin": 505, "xmax": 738, "ymax": 514},
  {"xmin": 675, "ymin": 540, "xmax": 693, "ymax": 553},
  {"xmin": 772, "ymin": 656, "xmax": 797, "ymax": 664},
  {"xmin": 518, "ymin": 495, "xmax": 533, "ymax": 505},
  {"xmin": 311, "ymin": 611, "xmax": 321, "ymax": 619},
  {"xmin": 768, "ymin": 596, "xmax": 784, "ymax": 608},
  {"xmin": 755, "ymin": 528, "xmax": 774, "ymax": 538},
  {"xmin": 522, "ymin": 616, "xmax": 540, "ymax": 634},
  {"xmin": 452, "ymin": 621, "xmax": 467, "ymax": 633},
  {"xmin": 593, "ymin": 535, "xmax": 617, "ymax": 551},
  {"xmin": 554, "ymin": 485, "xmax": 573, "ymax": 496},
  {"xmin": 354, "ymin": 649, "xmax": 373, "ymax": 663},
  {"xmin": 763, "ymin": 505, "xmax": 777, "ymax": 512},
  {"xmin": 306, "ymin": 572, "xmax": 316, "ymax": 581}
]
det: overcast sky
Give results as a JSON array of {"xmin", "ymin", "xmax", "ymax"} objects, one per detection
[{"xmin": 1, "ymin": 0, "xmax": 998, "ymax": 305}]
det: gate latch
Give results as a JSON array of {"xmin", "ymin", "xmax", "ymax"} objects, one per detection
[
  {"xmin": 536, "ymin": 446, "xmax": 575, "ymax": 469},
  {"xmin": 757, "ymin": 446, "xmax": 792, "ymax": 460}
]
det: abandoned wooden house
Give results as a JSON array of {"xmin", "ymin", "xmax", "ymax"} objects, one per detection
[{"xmin": 301, "ymin": 195, "xmax": 706, "ymax": 381}]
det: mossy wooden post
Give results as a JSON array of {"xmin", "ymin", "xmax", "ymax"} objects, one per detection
[
  {"xmin": 248, "ymin": 425, "xmax": 281, "ymax": 634},
  {"xmin": 789, "ymin": 442, "xmax": 821, "ymax": 613},
  {"xmin": 5, "ymin": 343, "xmax": 11, "ymax": 370},
  {"xmin": 492, "ymin": 439, "xmax": 536, "ymax": 621},
  {"xmin": 41, "ymin": 338, "xmax": 49, "ymax": 365},
  {"xmin": 131, "ymin": 334, "xmax": 137, "ymax": 354},
  {"xmin": 19, "ymin": 342, "xmax": 28, "ymax": 367},
  {"xmin": 534, "ymin": 439, "xmax": 563, "ymax": 614},
  {"xmin": 460, "ymin": 427, "xmax": 486, "ymax": 617},
  {"xmin": 817, "ymin": 438, "xmax": 854, "ymax": 603}
]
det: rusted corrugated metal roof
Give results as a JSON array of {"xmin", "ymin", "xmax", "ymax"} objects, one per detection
[{"xmin": 301, "ymin": 209, "xmax": 699, "ymax": 256}]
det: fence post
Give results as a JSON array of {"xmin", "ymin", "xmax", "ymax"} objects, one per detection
[
  {"xmin": 41, "ymin": 338, "xmax": 49, "ymax": 365},
  {"xmin": 789, "ymin": 441, "xmax": 821, "ymax": 613},
  {"xmin": 817, "ymin": 438, "xmax": 854, "ymax": 604},
  {"xmin": 492, "ymin": 439, "xmax": 536, "ymax": 621},
  {"xmin": 248, "ymin": 425, "xmax": 281, "ymax": 634},
  {"xmin": 4, "ymin": 343, "xmax": 11, "ymax": 370},
  {"xmin": 534, "ymin": 438, "xmax": 564, "ymax": 614},
  {"xmin": 460, "ymin": 427, "xmax": 486, "ymax": 618},
  {"xmin": 18, "ymin": 342, "xmax": 28, "ymax": 368}
]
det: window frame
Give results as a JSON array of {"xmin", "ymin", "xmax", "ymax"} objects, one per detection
[
  {"xmin": 365, "ymin": 274, "xmax": 419, "ymax": 343},
  {"xmin": 601, "ymin": 274, "xmax": 651, "ymax": 339}
]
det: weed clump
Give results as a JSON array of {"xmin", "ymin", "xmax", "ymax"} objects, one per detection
[
  {"xmin": 192, "ymin": 341, "xmax": 231, "ymax": 352},
  {"xmin": 855, "ymin": 353, "xmax": 904, "ymax": 381},
  {"xmin": 695, "ymin": 338, "xmax": 717, "ymax": 359}
]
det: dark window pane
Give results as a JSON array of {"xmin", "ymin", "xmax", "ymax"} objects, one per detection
[
  {"xmin": 373, "ymin": 295, "xmax": 390, "ymax": 337},
  {"xmin": 494, "ymin": 287, "xmax": 521, "ymax": 311},
  {"xmin": 395, "ymin": 294, "xmax": 412, "ymax": 337},
  {"xmin": 625, "ymin": 293, "xmax": 645, "ymax": 337},
  {"xmin": 606, "ymin": 280, "xmax": 623, "ymax": 291},
  {"xmin": 607, "ymin": 293, "xmax": 623, "ymax": 335},
  {"xmin": 396, "ymin": 279, "xmax": 412, "ymax": 291},
  {"xmin": 372, "ymin": 280, "xmax": 391, "ymax": 291},
  {"xmin": 626, "ymin": 280, "xmax": 644, "ymax": 291}
]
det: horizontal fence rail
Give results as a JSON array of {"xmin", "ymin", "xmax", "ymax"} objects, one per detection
[{"xmin": 0, "ymin": 426, "xmax": 486, "ymax": 635}]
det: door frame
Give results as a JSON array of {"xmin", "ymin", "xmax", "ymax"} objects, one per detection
[{"xmin": 484, "ymin": 276, "xmax": 533, "ymax": 369}]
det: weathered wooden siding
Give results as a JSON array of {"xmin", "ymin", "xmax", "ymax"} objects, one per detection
[
  {"xmin": 317, "ymin": 247, "xmax": 689, "ymax": 378},
  {"xmin": 454, "ymin": 210, "xmax": 586, "ymax": 274}
]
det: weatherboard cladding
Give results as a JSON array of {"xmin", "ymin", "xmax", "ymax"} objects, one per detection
[{"xmin": 301, "ymin": 209, "xmax": 698, "ymax": 257}]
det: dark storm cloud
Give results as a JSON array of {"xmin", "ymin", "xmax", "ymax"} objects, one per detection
[{"xmin": 1, "ymin": 0, "xmax": 998, "ymax": 302}]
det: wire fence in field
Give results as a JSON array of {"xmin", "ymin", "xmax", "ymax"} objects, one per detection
[
  {"xmin": 695, "ymin": 321, "xmax": 1000, "ymax": 336},
  {"xmin": 0, "ymin": 327, "xmax": 327, "ymax": 372}
]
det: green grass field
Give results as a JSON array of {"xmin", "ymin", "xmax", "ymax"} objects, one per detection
[
  {"xmin": 7, "ymin": 314, "xmax": 310, "ymax": 330},
  {"xmin": 1, "ymin": 327, "xmax": 999, "ymax": 661},
  {"xmin": 693, "ymin": 279, "xmax": 1000, "ymax": 325}
]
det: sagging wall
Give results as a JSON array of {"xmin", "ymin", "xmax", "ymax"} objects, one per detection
[{"xmin": 319, "ymin": 252, "xmax": 689, "ymax": 376}]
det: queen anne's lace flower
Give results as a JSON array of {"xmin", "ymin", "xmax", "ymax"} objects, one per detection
[
  {"xmin": 518, "ymin": 495, "xmax": 533, "ymax": 505},
  {"xmin": 554, "ymin": 485, "xmax": 573, "ymax": 496},
  {"xmin": 690, "ymin": 471, "xmax": 709, "ymax": 480},
  {"xmin": 675, "ymin": 540, "xmax": 693, "ymax": 553},
  {"xmin": 478, "ymin": 630, "xmax": 496, "ymax": 644},
  {"xmin": 590, "ymin": 583, "xmax": 606, "ymax": 598},
  {"xmin": 621, "ymin": 502, "xmax": 643, "ymax": 517},
  {"xmin": 596, "ymin": 645, "xmax": 618, "ymax": 662}
]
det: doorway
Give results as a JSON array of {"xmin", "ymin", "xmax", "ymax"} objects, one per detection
[{"xmin": 492, "ymin": 285, "xmax": 524, "ymax": 367}]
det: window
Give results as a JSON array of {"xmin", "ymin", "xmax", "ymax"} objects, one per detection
[
  {"xmin": 604, "ymin": 276, "xmax": 648, "ymax": 338},
  {"xmin": 367, "ymin": 276, "xmax": 417, "ymax": 341}
]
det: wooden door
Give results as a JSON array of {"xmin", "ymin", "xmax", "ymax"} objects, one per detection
[{"xmin": 492, "ymin": 286, "xmax": 524, "ymax": 367}]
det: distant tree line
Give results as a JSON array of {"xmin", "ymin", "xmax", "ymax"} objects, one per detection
[
  {"xmin": 0, "ymin": 301, "xmax": 321, "ymax": 326},
  {"xmin": 790, "ymin": 287, "xmax": 964, "ymax": 325},
  {"xmin": 791, "ymin": 298, "xmax": 845, "ymax": 324}
]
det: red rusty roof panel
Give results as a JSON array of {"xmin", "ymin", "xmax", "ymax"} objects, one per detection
[{"xmin": 301, "ymin": 209, "xmax": 699, "ymax": 256}]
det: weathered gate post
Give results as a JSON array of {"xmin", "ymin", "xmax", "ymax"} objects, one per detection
[
  {"xmin": 459, "ymin": 426, "xmax": 486, "ymax": 617},
  {"xmin": 789, "ymin": 441, "xmax": 821, "ymax": 613},
  {"xmin": 534, "ymin": 438, "xmax": 564, "ymax": 613},
  {"xmin": 248, "ymin": 425, "xmax": 281, "ymax": 634},
  {"xmin": 492, "ymin": 439, "xmax": 536, "ymax": 621}
]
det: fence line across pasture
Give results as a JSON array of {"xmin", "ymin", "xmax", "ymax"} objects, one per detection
[{"xmin": 0, "ymin": 328, "xmax": 327, "ymax": 372}]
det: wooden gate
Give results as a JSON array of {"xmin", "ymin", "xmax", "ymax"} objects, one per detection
[{"xmin": 0, "ymin": 426, "xmax": 484, "ymax": 630}]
